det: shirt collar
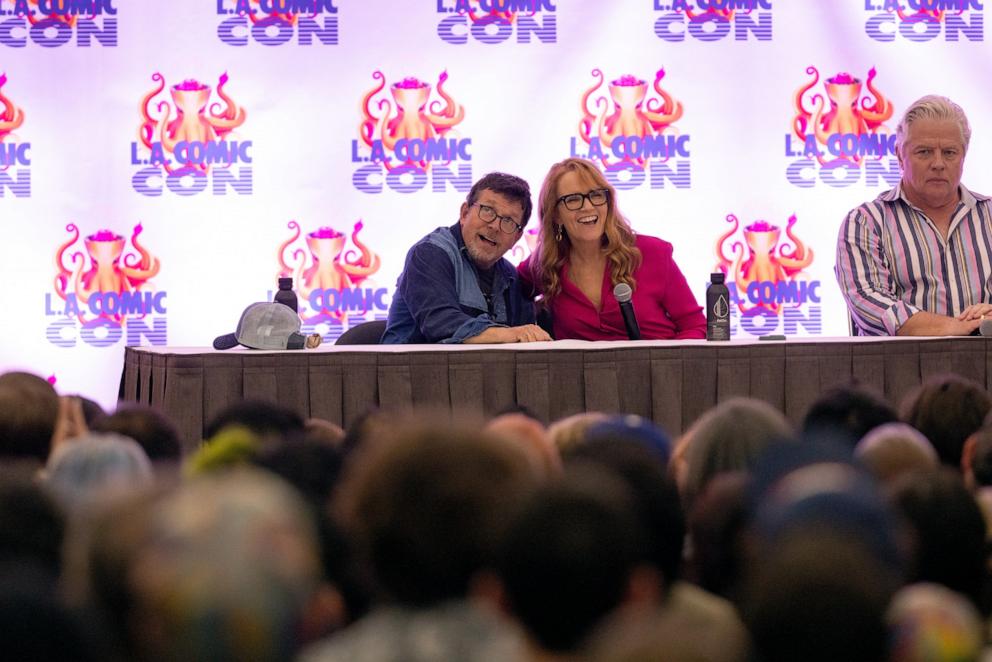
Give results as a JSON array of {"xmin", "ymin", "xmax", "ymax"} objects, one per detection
[{"xmin": 882, "ymin": 182, "xmax": 989, "ymax": 212}]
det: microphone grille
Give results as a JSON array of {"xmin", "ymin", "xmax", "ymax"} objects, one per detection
[{"xmin": 613, "ymin": 282, "xmax": 632, "ymax": 303}]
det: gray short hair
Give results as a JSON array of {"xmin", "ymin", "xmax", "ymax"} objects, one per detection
[{"xmin": 895, "ymin": 95, "xmax": 971, "ymax": 155}]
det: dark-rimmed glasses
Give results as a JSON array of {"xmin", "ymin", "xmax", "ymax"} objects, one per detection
[
  {"xmin": 473, "ymin": 203, "xmax": 523, "ymax": 234},
  {"xmin": 557, "ymin": 188, "xmax": 609, "ymax": 211}
]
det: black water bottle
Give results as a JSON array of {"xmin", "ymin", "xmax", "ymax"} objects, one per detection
[
  {"xmin": 706, "ymin": 272, "xmax": 730, "ymax": 341},
  {"xmin": 274, "ymin": 277, "xmax": 298, "ymax": 313}
]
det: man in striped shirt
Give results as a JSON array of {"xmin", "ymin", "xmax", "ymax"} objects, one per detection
[{"xmin": 836, "ymin": 95, "xmax": 992, "ymax": 336}]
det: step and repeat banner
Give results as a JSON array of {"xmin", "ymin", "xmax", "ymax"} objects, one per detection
[{"xmin": 1, "ymin": 0, "xmax": 989, "ymax": 407}]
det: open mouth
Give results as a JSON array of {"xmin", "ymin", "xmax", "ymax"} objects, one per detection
[
  {"xmin": 478, "ymin": 234, "xmax": 498, "ymax": 247},
  {"xmin": 577, "ymin": 214, "xmax": 598, "ymax": 225}
]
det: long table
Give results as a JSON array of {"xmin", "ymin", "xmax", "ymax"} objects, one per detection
[{"xmin": 121, "ymin": 337, "xmax": 992, "ymax": 452}]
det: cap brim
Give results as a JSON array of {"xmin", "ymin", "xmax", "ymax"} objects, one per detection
[{"xmin": 212, "ymin": 333, "xmax": 240, "ymax": 350}]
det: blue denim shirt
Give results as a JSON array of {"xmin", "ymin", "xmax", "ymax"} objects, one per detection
[{"xmin": 381, "ymin": 224, "xmax": 535, "ymax": 344}]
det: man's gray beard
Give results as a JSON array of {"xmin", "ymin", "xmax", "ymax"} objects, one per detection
[{"xmin": 466, "ymin": 242, "xmax": 498, "ymax": 270}]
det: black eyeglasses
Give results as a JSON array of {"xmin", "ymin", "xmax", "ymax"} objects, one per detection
[
  {"xmin": 474, "ymin": 203, "xmax": 523, "ymax": 234},
  {"xmin": 557, "ymin": 188, "xmax": 610, "ymax": 211}
]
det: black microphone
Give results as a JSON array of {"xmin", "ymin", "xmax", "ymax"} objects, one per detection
[
  {"xmin": 980, "ymin": 318, "xmax": 992, "ymax": 337},
  {"xmin": 613, "ymin": 283, "xmax": 641, "ymax": 340}
]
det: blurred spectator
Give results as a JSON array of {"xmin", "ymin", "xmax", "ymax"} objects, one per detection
[
  {"xmin": 0, "ymin": 469, "xmax": 65, "ymax": 582},
  {"xmin": 44, "ymin": 432, "xmax": 153, "ymax": 512},
  {"xmin": 565, "ymin": 436, "xmax": 682, "ymax": 595},
  {"xmin": 547, "ymin": 412, "xmax": 608, "ymax": 456},
  {"xmin": 0, "ymin": 371, "xmax": 60, "ymax": 463},
  {"xmin": 580, "ymin": 414, "xmax": 671, "ymax": 465},
  {"xmin": 887, "ymin": 583, "xmax": 983, "ymax": 662},
  {"xmin": 494, "ymin": 466, "xmax": 653, "ymax": 657},
  {"xmin": 743, "ymin": 461, "xmax": 903, "ymax": 662},
  {"xmin": 744, "ymin": 530, "xmax": 894, "ymax": 662},
  {"xmin": 674, "ymin": 397, "xmax": 793, "ymax": 513},
  {"xmin": 305, "ymin": 417, "xmax": 346, "ymax": 448},
  {"xmin": 855, "ymin": 422, "xmax": 939, "ymax": 485},
  {"xmin": 303, "ymin": 422, "xmax": 537, "ymax": 661},
  {"xmin": 685, "ymin": 471, "xmax": 751, "ymax": 604},
  {"xmin": 204, "ymin": 399, "xmax": 305, "ymax": 444},
  {"xmin": 486, "ymin": 411, "xmax": 560, "ymax": 478},
  {"xmin": 889, "ymin": 468, "xmax": 989, "ymax": 614},
  {"xmin": 74, "ymin": 468, "xmax": 329, "ymax": 661},
  {"xmin": 92, "ymin": 404, "xmax": 182, "ymax": 462},
  {"xmin": 76, "ymin": 396, "xmax": 106, "ymax": 428},
  {"xmin": 901, "ymin": 374, "xmax": 992, "ymax": 468},
  {"xmin": 802, "ymin": 382, "xmax": 898, "ymax": 448}
]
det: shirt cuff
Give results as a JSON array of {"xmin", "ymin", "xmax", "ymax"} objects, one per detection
[
  {"xmin": 441, "ymin": 316, "xmax": 502, "ymax": 344},
  {"xmin": 884, "ymin": 301, "xmax": 922, "ymax": 336}
]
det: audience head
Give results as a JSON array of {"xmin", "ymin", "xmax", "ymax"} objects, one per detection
[
  {"xmin": 0, "ymin": 371, "xmax": 60, "ymax": 463},
  {"xmin": 676, "ymin": 397, "xmax": 793, "ymax": 513},
  {"xmin": 802, "ymin": 382, "xmax": 898, "ymax": 448},
  {"xmin": 0, "ymin": 469, "xmax": 65, "ymax": 581},
  {"xmin": 582, "ymin": 414, "xmax": 672, "ymax": 466},
  {"xmin": 76, "ymin": 396, "xmax": 106, "ymax": 427},
  {"xmin": 253, "ymin": 436, "xmax": 345, "ymax": 511},
  {"xmin": 204, "ymin": 399, "xmax": 305, "ymax": 444},
  {"xmin": 855, "ymin": 422, "xmax": 938, "ymax": 484},
  {"xmin": 92, "ymin": 404, "xmax": 183, "ymax": 462},
  {"xmin": 303, "ymin": 417, "xmax": 345, "ymax": 448},
  {"xmin": 90, "ymin": 468, "xmax": 323, "ymax": 661},
  {"xmin": 743, "ymin": 529, "xmax": 895, "ymax": 662},
  {"xmin": 336, "ymin": 420, "xmax": 537, "ymax": 607},
  {"xmin": 686, "ymin": 471, "xmax": 751, "ymax": 602},
  {"xmin": 496, "ymin": 466, "xmax": 648, "ymax": 654},
  {"xmin": 0, "ymin": 562, "xmax": 104, "ymax": 662},
  {"xmin": 45, "ymin": 432, "xmax": 154, "ymax": 511},
  {"xmin": 746, "ymin": 459, "xmax": 902, "ymax": 662},
  {"xmin": 547, "ymin": 411, "xmax": 609, "ymax": 456},
  {"xmin": 566, "ymin": 436, "xmax": 684, "ymax": 594},
  {"xmin": 486, "ymin": 412, "xmax": 561, "ymax": 478},
  {"xmin": 888, "ymin": 468, "xmax": 988, "ymax": 613},
  {"xmin": 963, "ymin": 422, "xmax": 992, "ymax": 490},
  {"xmin": 751, "ymin": 460, "xmax": 905, "ymax": 577},
  {"xmin": 900, "ymin": 374, "xmax": 992, "ymax": 468},
  {"xmin": 887, "ymin": 583, "xmax": 983, "ymax": 662}
]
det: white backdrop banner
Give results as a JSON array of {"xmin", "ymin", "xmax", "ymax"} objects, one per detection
[{"xmin": 0, "ymin": 0, "xmax": 987, "ymax": 407}]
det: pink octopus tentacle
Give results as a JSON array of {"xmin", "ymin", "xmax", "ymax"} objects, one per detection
[
  {"xmin": 121, "ymin": 224, "xmax": 160, "ymax": 284},
  {"xmin": 715, "ymin": 214, "xmax": 740, "ymax": 271},
  {"xmin": 644, "ymin": 68, "xmax": 683, "ymax": 129},
  {"xmin": 792, "ymin": 66, "xmax": 820, "ymax": 142},
  {"xmin": 778, "ymin": 214, "xmax": 801, "ymax": 260},
  {"xmin": 139, "ymin": 73, "xmax": 166, "ymax": 150},
  {"xmin": 425, "ymin": 72, "xmax": 465, "ymax": 130},
  {"xmin": 579, "ymin": 69, "xmax": 605, "ymax": 143},
  {"xmin": 277, "ymin": 220, "xmax": 302, "ymax": 277},
  {"xmin": 54, "ymin": 223, "xmax": 80, "ymax": 298},
  {"xmin": 207, "ymin": 72, "xmax": 246, "ymax": 134},
  {"xmin": 860, "ymin": 67, "xmax": 892, "ymax": 127}
]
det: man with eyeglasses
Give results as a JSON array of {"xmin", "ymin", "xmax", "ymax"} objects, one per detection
[{"xmin": 382, "ymin": 172, "xmax": 552, "ymax": 344}]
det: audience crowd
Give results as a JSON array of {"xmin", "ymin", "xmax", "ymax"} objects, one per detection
[{"xmin": 2, "ymin": 367, "xmax": 992, "ymax": 661}]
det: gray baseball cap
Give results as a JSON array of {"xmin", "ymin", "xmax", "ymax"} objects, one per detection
[{"xmin": 213, "ymin": 302, "xmax": 307, "ymax": 350}]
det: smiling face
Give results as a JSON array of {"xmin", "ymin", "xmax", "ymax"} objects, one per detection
[
  {"xmin": 898, "ymin": 117, "xmax": 965, "ymax": 211},
  {"xmin": 459, "ymin": 188, "xmax": 524, "ymax": 270},
  {"xmin": 554, "ymin": 169, "xmax": 609, "ymax": 247}
]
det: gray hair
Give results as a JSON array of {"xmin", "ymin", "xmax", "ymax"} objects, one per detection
[
  {"xmin": 45, "ymin": 432, "xmax": 153, "ymax": 507},
  {"xmin": 895, "ymin": 94, "xmax": 971, "ymax": 155}
]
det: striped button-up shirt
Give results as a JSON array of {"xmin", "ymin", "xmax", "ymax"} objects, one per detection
[{"xmin": 835, "ymin": 184, "xmax": 992, "ymax": 335}]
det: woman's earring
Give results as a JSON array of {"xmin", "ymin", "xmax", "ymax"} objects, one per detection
[{"xmin": 555, "ymin": 224, "xmax": 563, "ymax": 242}]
